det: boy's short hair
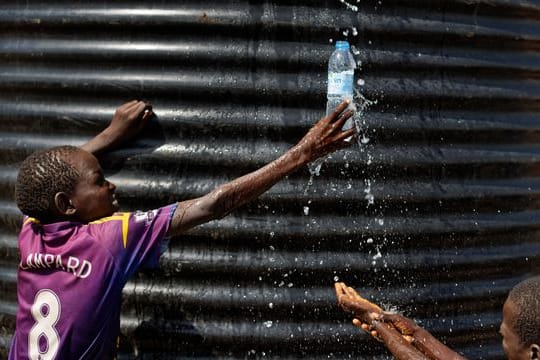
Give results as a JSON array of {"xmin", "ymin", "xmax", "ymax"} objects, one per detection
[
  {"xmin": 15, "ymin": 145, "xmax": 81, "ymax": 222},
  {"xmin": 507, "ymin": 275, "xmax": 540, "ymax": 346}
]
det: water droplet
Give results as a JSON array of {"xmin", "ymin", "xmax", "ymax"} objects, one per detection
[{"xmin": 263, "ymin": 320, "xmax": 273, "ymax": 328}]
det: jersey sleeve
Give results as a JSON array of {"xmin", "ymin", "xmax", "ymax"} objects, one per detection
[{"xmin": 88, "ymin": 203, "xmax": 177, "ymax": 279}]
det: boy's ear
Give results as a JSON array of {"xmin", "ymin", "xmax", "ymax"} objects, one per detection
[
  {"xmin": 54, "ymin": 192, "xmax": 77, "ymax": 216},
  {"xmin": 530, "ymin": 344, "xmax": 539, "ymax": 359}
]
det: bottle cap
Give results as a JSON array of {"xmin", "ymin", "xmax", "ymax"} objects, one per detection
[{"xmin": 335, "ymin": 41, "xmax": 350, "ymax": 50}]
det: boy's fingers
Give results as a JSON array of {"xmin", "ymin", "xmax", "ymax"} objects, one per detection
[
  {"xmin": 352, "ymin": 319, "xmax": 380, "ymax": 339},
  {"xmin": 382, "ymin": 313, "xmax": 417, "ymax": 336},
  {"xmin": 130, "ymin": 101, "xmax": 151, "ymax": 119},
  {"xmin": 342, "ymin": 285, "xmax": 355, "ymax": 298},
  {"xmin": 342, "ymin": 290, "xmax": 383, "ymax": 314},
  {"xmin": 333, "ymin": 110, "xmax": 355, "ymax": 130},
  {"xmin": 353, "ymin": 318, "xmax": 369, "ymax": 330},
  {"xmin": 334, "ymin": 282, "xmax": 346, "ymax": 300},
  {"xmin": 338, "ymin": 109, "xmax": 355, "ymax": 121},
  {"xmin": 327, "ymin": 100, "xmax": 350, "ymax": 123},
  {"xmin": 372, "ymin": 321, "xmax": 427, "ymax": 357},
  {"xmin": 339, "ymin": 296, "xmax": 382, "ymax": 324},
  {"xmin": 127, "ymin": 99, "xmax": 149, "ymax": 113},
  {"xmin": 120, "ymin": 99, "xmax": 140, "ymax": 111},
  {"xmin": 333, "ymin": 128, "xmax": 357, "ymax": 144},
  {"xmin": 345, "ymin": 285, "xmax": 361, "ymax": 299},
  {"xmin": 339, "ymin": 283, "xmax": 352, "ymax": 298}
]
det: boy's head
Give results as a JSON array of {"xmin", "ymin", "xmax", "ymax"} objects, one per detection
[
  {"xmin": 15, "ymin": 145, "xmax": 118, "ymax": 224},
  {"xmin": 500, "ymin": 276, "xmax": 540, "ymax": 360}
]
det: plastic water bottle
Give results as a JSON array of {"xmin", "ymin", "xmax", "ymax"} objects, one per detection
[
  {"xmin": 326, "ymin": 40, "xmax": 356, "ymax": 130},
  {"xmin": 309, "ymin": 40, "xmax": 357, "ymax": 176}
]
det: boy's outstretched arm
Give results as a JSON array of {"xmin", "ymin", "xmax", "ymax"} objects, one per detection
[
  {"xmin": 81, "ymin": 100, "xmax": 153, "ymax": 155},
  {"xmin": 168, "ymin": 100, "xmax": 356, "ymax": 236}
]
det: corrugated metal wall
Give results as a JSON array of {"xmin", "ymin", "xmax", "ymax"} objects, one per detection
[{"xmin": 1, "ymin": 0, "xmax": 540, "ymax": 358}]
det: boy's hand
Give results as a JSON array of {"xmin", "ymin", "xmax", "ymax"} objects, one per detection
[
  {"xmin": 335, "ymin": 282, "xmax": 415, "ymax": 342},
  {"xmin": 167, "ymin": 100, "xmax": 357, "ymax": 237},
  {"xmin": 81, "ymin": 100, "xmax": 153, "ymax": 155},
  {"xmin": 335, "ymin": 282, "xmax": 382, "ymax": 324},
  {"xmin": 335, "ymin": 282, "xmax": 423, "ymax": 360},
  {"xmin": 381, "ymin": 312, "xmax": 419, "ymax": 337},
  {"xmin": 296, "ymin": 100, "xmax": 356, "ymax": 163},
  {"xmin": 107, "ymin": 100, "xmax": 153, "ymax": 143}
]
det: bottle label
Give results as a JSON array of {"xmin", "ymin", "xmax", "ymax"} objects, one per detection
[{"xmin": 327, "ymin": 70, "xmax": 354, "ymax": 95}]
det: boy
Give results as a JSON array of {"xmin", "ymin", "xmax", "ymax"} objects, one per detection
[
  {"xmin": 9, "ymin": 99, "xmax": 356, "ymax": 359},
  {"xmin": 335, "ymin": 278, "xmax": 540, "ymax": 360}
]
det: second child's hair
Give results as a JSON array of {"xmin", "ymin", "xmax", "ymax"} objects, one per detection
[
  {"xmin": 507, "ymin": 275, "xmax": 540, "ymax": 346},
  {"xmin": 15, "ymin": 145, "xmax": 81, "ymax": 222}
]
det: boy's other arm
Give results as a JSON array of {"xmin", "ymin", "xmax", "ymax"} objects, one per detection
[
  {"xmin": 378, "ymin": 313, "xmax": 468, "ymax": 360},
  {"xmin": 371, "ymin": 320, "xmax": 431, "ymax": 360},
  {"xmin": 335, "ymin": 283, "xmax": 467, "ymax": 360},
  {"xmin": 81, "ymin": 100, "xmax": 153, "ymax": 155},
  {"xmin": 167, "ymin": 100, "xmax": 356, "ymax": 236}
]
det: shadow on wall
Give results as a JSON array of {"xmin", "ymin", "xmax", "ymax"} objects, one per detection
[
  {"xmin": 97, "ymin": 114, "xmax": 166, "ymax": 176},
  {"xmin": 117, "ymin": 269, "xmax": 215, "ymax": 359}
]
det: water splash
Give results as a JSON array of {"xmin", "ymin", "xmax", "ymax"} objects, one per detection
[
  {"xmin": 351, "ymin": 88, "xmax": 377, "ymax": 147},
  {"xmin": 263, "ymin": 320, "xmax": 273, "ymax": 328},
  {"xmin": 306, "ymin": 86, "xmax": 376, "ymax": 180},
  {"xmin": 307, "ymin": 158, "xmax": 323, "ymax": 177},
  {"xmin": 338, "ymin": 0, "xmax": 360, "ymax": 12},
  {"xmin": 364, "ymin": 179, "xmax": 374, "ymax": 205},
  {"xmin": 371, "ymin": 246, "xmax": 382, "ymax": 265}
]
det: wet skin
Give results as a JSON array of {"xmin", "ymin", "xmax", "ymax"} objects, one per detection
[
  {"xmin": 335, "ymin": 282, "xmax": 465, "ymax": 360},
  {"xmin": 62, "ymin": 100, "xmax": 355, "ymax": 232}
]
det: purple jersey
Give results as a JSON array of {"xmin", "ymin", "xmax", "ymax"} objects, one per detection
[{"xmin": 9, "ymin": 204, "xmax": 176, "ymax": 360}]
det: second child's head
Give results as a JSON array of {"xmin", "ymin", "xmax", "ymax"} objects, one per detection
[
  {"xmin": 500, "ymin": 275, "xmax": 540, "ymax": 360},
  {"xmin": 15, "ymin": 146, "xmax": 118, "ymax": 224}
]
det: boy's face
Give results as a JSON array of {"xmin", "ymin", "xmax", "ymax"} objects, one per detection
[
  {"xmin": 500, "ymin": 299, "xmax": 530, "ymax": 360},
  {"xmin": 67, "ymin": 150, "xmax": 118, "ymax": 222}
]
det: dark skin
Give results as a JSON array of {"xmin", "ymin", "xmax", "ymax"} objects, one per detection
[
  {"xmin": 336, "ymin": 282, "xmax": 540, "ymax": 360},
  {"xmin": 53, "ymin": 150, "xmax": 119, "ymax": 222},
  {"xmin": 81, "ymin": 99, "xmax": 154, "ymax": 156},
  {"xmin": 52, "ymin": 100, "xmax": 152, "ymax": 222},
  {"xmin": 500, "ymin": 299, "xmax": 540, "ymax": 360},
  {"xmin": 371, "ymin": 320, "xmax": 430, "ymax": 360},
  {"xmin": 55, "ymin": 99, "xmax": 356, "ymax": 237},
  {"xmin": 334, "ymin": 282, "xmax": 467, "ymax": 360}
]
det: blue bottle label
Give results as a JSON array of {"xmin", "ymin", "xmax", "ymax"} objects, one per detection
[{"xmin": 327, "ymin": 70, "xmax": 354, "ymax": 95}]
